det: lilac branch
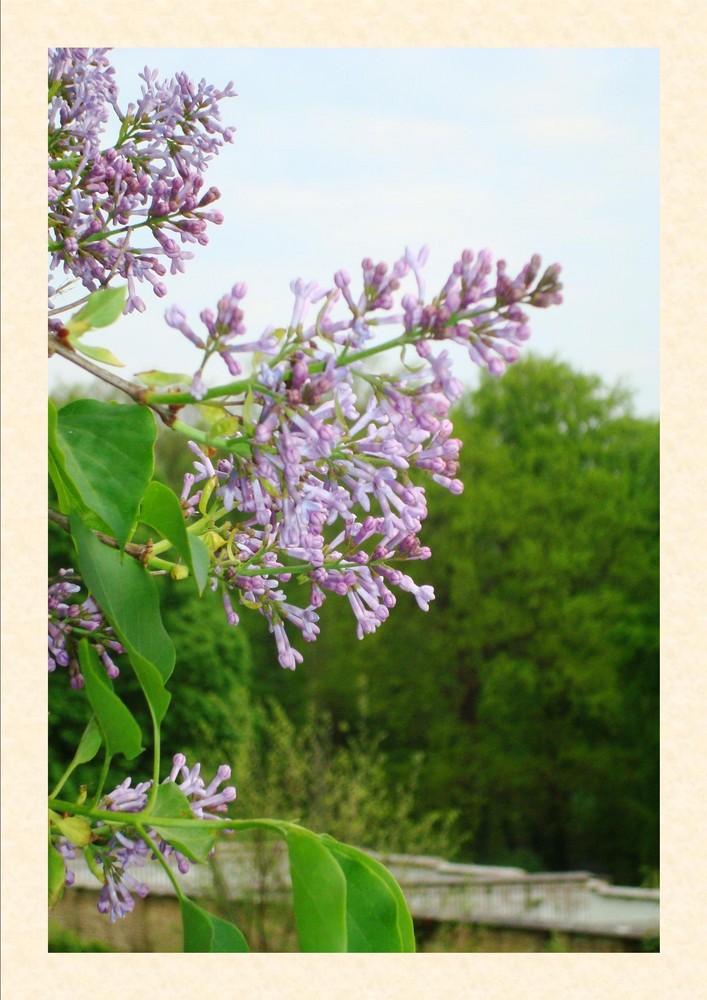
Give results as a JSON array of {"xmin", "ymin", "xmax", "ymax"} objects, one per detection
[
  {"xmin": 48, "ymin": 508, "xmax": 170, "ymax": 568},
  {"xmin": 49, "ymin": 335, "xmax": 177, "ymax": 427}
]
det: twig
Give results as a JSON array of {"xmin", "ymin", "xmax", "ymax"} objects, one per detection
[
  {"xmin": 48, "ymin": 508, "xmax": 152, "ymax": 563},
  {"xmin": 49, "ymin": 335, "xmax": 178, "ymax": 427}
]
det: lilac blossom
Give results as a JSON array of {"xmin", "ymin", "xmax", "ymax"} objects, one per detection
[
  {"xmin": 171, "ymin": 245, "xmax": 561, "ymax": 668},
  {"xmin": 164, "ymin": 754, "xmax": 237, "ymax": 820},
  {"xmin": 166, "ymin": 282, "xmax": 281, "ymax": 384},
  {"xmin": 48, "ymin": 48, "xmax": 235, "ymax": 313},
  {"xmin": 48, "ymin": 569, "xmax": 124, "ymax": 688},
  {"xmin": 55, "ymin": 756, "xmax": 236, "ymax": 922},
  {"xmin": 54, "ymin": 838, "xmax": 77, "ymax": 888}
]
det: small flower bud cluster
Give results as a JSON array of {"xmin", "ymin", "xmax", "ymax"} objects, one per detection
[
  {"xmin": 48, "ymin": 569, "xmax": 124, "ymax": 689},
  {"xmin": 54, "ymin": 755, "xmax": 236, "ymax": 921},
  {"xmin": 174, "ymin": 245, "xmax": 561, "ymax": 669},
  {"xmin": 164, "ymin": 282, "xmax": 263, "ymax": 397},
  {"xmin": 48, "ymin": 48, "xmax": 235, "ymax": 313}
]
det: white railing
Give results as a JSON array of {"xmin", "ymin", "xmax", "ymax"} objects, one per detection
[{"xmin": 68, "ymin": 843, "xmax": 659, "ymax": 940}]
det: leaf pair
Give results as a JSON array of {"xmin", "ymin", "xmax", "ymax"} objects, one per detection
[
  {"xmin": 179, "ymin": 828, "xmax": 415, "ymax": 953},
  {"xmin": 287, "ymin": 828, "xmax": 415, "ymax": 952}
]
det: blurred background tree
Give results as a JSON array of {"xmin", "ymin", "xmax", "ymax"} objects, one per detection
[{"xmin": 50, "ymin": 355, "xmax": 659, "ymax": 886}]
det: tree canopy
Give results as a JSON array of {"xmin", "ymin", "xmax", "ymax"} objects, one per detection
[{"xmin": 301, "ymin": 356, "xmax": 659, "ymax": 883}]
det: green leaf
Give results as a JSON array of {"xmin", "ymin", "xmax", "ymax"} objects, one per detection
[
  {"xmin": 49, "ymin": 811, "xmax": 93, "ymax": 848},
  {"xmin": 320, "ymin": 837, "xmax": 415, "ymax": 952},
  {"xmin": 188, "ymin": 535, "xmax": 210, "ymax": 595},
  {"xmin": 194, "ymin": 403, "xmax": 233, "ymax": 429},
  {"xmin": 78, "ymin": 641, "xmax": 143, "ymax": 760},
  {"xmin": 49, "ymin": 400, "xmax": 98, "ymax": 522},
  {"xmin": 70, "ymin": 716, "xmax": 103, "ymax": 769},
  {"xmin": 70, "ymin": 340, "xmax": 125, "ymax": 367},
  {"xmin": 49, "ymin": 716, "xmax": 103, "ymax": 800},
  {"xmin": 55, "ymin": 399, "xmax": 157, "ymax": 549},
  {"xmin": 67, "ymin": 286, "xmax": 127, "ymax": 332},
  {"xmin": 149, "ymin": 783, "xmax": 216, "ymax": 863},
  {"xmin": 151, "ymin": 780, "xmax": 193, "ymax": 820},
  {"xmin": 209, "ymin": 416, "xmax": 241, "ymax": 438},
  {"xmin": 135, "ymin": 370, "xmax": 192, "ymax": 388},
  {"xmin": 286, "ymin": 827, "xmax": 347, "ymax": 952},
  {"xmin": 49, "ymin": 446, "xmax": 73, "ymax": 516},
  {"xmin": 71, "ymin": 515, "xmax": 174, "ymax": 723},
  {"xmin": 140, "ymin": 481, "xmax": 208, "ymax": 594},
  {"xmin": 49, "ymin": 838, "xmax": 67, "ymax": 909},
  {"xmin": 242, "ymin": 387, "xmax": 255, "ymax": 429},
  {"xmin": 181, "ymin": 897, "xmax": 249, "ymax": 952}
]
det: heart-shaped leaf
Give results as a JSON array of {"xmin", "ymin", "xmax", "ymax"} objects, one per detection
[{"xmin": 56, "ymin": 400, "xmax": 156, "ymax": 549}]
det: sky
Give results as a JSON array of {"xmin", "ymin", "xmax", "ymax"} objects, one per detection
[{"xmin": 50, "ymin": 48, "xmax": 659, "ymax": 416}]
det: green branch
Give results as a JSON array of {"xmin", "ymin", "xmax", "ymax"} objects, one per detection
[{"xmin": 49, "ymin": 797, "xmax": 287, "ymax": 837}]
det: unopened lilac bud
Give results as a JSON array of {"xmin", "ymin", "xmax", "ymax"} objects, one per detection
[
  {"xmin": 181, "ymin": 472, "xmax": 195, "ymax": 501},
  {"xmin": 167, "ymin": 754, "xmax": 187, "ymax": 782},
  {"xmin": 198, "ymin": 185, "xmax": 221, "ymax": 207},
  {"xmin": 335, "ymin": 269, "xmax": 351, "ymax": 289},
  {"xmin": 223, "ymin": 592, "xmax": 239, "ymax": 626},
  {"xmin": 101, "ymin": 651, "xmax": 120, "ymax": 680},
  {"xmin": 220, "ymin": 350, "xmax": 242, "ymax": 376}
]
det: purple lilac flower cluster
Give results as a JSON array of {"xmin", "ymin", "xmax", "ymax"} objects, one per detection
[
  {"xmin": 48, "ymin": 569, "xmax": 124, "ymax": 689},
  {"xmin": 55, "ymin": 755, "xmax": 236, "ymax": 921},
  {"xmin": 48, "ymin": 48, "xmax": 235, "ymax": 314},
  {"xmin": 172, "ymin": 246, "xmax": 562, "ymax": 668}
]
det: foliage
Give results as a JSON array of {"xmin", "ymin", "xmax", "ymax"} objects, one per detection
[{"xmin": 224, "ymin": 699, "xmax": 460, "ymax": 854}]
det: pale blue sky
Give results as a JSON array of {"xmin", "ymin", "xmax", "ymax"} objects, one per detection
[{"xmin": 51, "ymin": 48, "xmax": 659, "ymax": 415}]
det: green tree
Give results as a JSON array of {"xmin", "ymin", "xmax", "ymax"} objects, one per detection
[{"xmin": 302, "ymin": 356, "xmax": 659, "ymax": 883}]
